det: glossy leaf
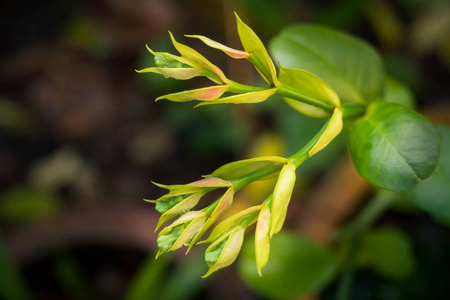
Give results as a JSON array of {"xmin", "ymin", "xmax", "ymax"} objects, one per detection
[
  {"xmin": 207, "ymin": 156, "xmax": 288, "ymax": 180},
  {"xmin": 239, "ymin": 232, "xmax": 337, "ymax": 299},
  {"xmin": 278, "ymin": 66, "xmax": 340, "ymax": 117},
  {"xmin": 358, "ymin": 227, "xmax": 415, "ymax": 280},
  {"xmin": 404, "ymin": 125, "xmax": 450, "ymax": 225},
  {"xmin": 270, "ymin": 24, "xmax": 384, "ymax": 104},
  {"xmin": 349, "ymin": 101, "xmax": 439, "ymax": 191}
]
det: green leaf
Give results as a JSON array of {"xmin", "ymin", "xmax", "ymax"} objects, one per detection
[
  {"xmin": 404, "ymin": 125, "xmax": 450, "ymax": 225},
  {"xmin": 358, "ymin": 227, "xmax": 415, "ymax": 280},
  {"xmin": 349, "ymin": 101, "xmax": 439, "ymax": 191},
  {"xmin": 238, "ymin": 232, "xmax": 337, "ymax": 299},
  {"xmin": 270, "ymin": 24, "xmax": 384, "ymax": 104},
  {"xmin": 384, "ymin": 77, "xmax": 415, "ymax": 108},
  {"xmin": 278, "ymin": 66, "xmax": 340, "ymax": 117}
]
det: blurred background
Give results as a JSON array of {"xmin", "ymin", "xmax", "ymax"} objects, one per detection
[{"xmin": 0, "ymin": 0, "xmax": 449, "ymax": 299}]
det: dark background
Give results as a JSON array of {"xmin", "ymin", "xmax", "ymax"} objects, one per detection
[{"xmin": 0, "ymin": 0, "xmax": 449, "ymax": 299}]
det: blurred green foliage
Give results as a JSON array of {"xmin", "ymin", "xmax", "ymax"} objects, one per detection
[
  {"xmin": 239, "ymin": 232, "xmax": 337, "ymax": 299},
  {"xmin": 404, "ymin": 125, "xmax": 450, "ymax": 225},
  {"xmin": 0, "ymin": 186, "xmax": 60, "ymax": 223},
  {"xmin": 357, "ymin": 227, "xmax": 415, "ymax": 280}
]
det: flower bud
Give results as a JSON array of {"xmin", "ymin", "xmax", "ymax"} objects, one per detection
[
  {"xmin": 235, "ymin": 13, "xmax": 278, "ymax": 86},
  {"xmin": 185, "ymin": 35, "xmax": 250, "ymax": 59},
  {"xmin": 187, "ymin": 187, "xmax": 235, "ymax": 251},
  {"xmin": 156, "ymin": 210, "xmax": 207, "ymax": 258},
  {"xmin": 201, "ymin": 205, "xmax": 261, "ymax": 244},
  {"xmin": 270, "ymin": 162, "xmax": 296, "ymax": 236},
  {"xmin": 202, "ymin": 226, "xmax": 246, "ymax": 277},
  {"xmin": 255, "ymin": 203, "xmax": 271, "ymax": 276},
  {"xmin": 154, "ymin": 53, "xmax": 187, "ymax": 68}
]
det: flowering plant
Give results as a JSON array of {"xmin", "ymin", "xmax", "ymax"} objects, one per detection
[{"xmin": 139, "ymin": 13, "xmax": 439, "ymax": 278}]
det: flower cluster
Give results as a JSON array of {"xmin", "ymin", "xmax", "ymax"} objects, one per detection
[
  {"xmin": 137, "ymin": 13, "xmax": 278, "ymax": 107},
  {"xmin": 141, "ymin": 13, "xmax": 344, "ymax": 277}
]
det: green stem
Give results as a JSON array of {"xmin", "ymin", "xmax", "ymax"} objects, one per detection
[
  {"xmin": 288, "ymin": 117, "xmax": 332, "ymax": 166},
  {"xmin": 231, "ymin": 163, "xmax": 284, "ymax": 192},
  {"xmin": 340, "ymin": 190, "xmax": 396, "ymax": 238},
  {"xmin": 335, "ymin": 190, "xmax": 397, "ymax": 300},
  {"xmin": 276, "ymin": 82, "xmax": 335, "ymax": 113},
  {"xmin": 340, "ymin": 103, "xmax": 366, "ymax": 118},
  {"xmin": 335, "ymin": 237, "xmax": 360, "ymax": 300},
  {"xmin": 231, "ymin": 115, "xmax": 335, "ymax": 191},
  {"xmin": 228, "ymin": 80, "xmax": 270, "ymax": 93}
]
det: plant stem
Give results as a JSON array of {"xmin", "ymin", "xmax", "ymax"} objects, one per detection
[
  {"xmin": 335, "ymin": 190, "xmax": 397, "ymax": 300},
  {"xmin": 288, "ymin": 117, "xmax": 331, "ymax": 166},
  {"xmin": 342, "ymin": 190, "xmax": 396, "ymax": 238},
  {"xmin": 231, "ymin": 163, "xmax": 284, "ymax": 192},
  {"xmin": 276, "ymin": 82, "xmax": 335, "ymax": 112},
  {"xmin": 231, "ymin": 116, "xmax": 335, "ymax": 191},
  {"xmin": 228, "ymin": 80, "xmax": 270, "ymax": 93},
  {"xmin": 340, "ymin": 103, "xmax": 366, "ymax": 118}
]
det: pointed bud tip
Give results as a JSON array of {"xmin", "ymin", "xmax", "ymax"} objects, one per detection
[
  {"xmin": 202, "ymin": 269, "xmax": 215, "ymax": 278},
  {"xmin": 257, "ymin": 268, "xmax": 263, "ymax": 277},
  {"xmin": 145, "ymin": 45, "xmax": 156, "ymax": 55}
]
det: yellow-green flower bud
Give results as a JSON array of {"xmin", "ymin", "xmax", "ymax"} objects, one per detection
[
  {"xmin": 155, "ymin": 193, "xmax": 192, "ymax": 214},
  {"xmin": 270, "ymin": 162, "xmax": 296, "ymax": 236},
  {"xmin": 203, "ymin": 226, "xmax": 246, "ymax": 277},
  {"xmin": 154, "ymin": 53, "xmax": 187, "ymax": 68}
]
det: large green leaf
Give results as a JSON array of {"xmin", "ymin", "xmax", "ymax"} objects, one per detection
[
  {"xmin": 404, "ymin": 125, "xmax": 450, "ymax": 225},
  {"xmin": 238, "ymin": 232, "xmax": 337, "ymax": 299},
  {"xmin": 270, "ymin": 24, "xmax": 384, "ymax": 104},
  {"xmin": 358, "ymin": 227, "xmax": 416, "ymax": 280},
  {"xmin": 349, "ymin": 101, "xmax": 439, "ymax": 191}
]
